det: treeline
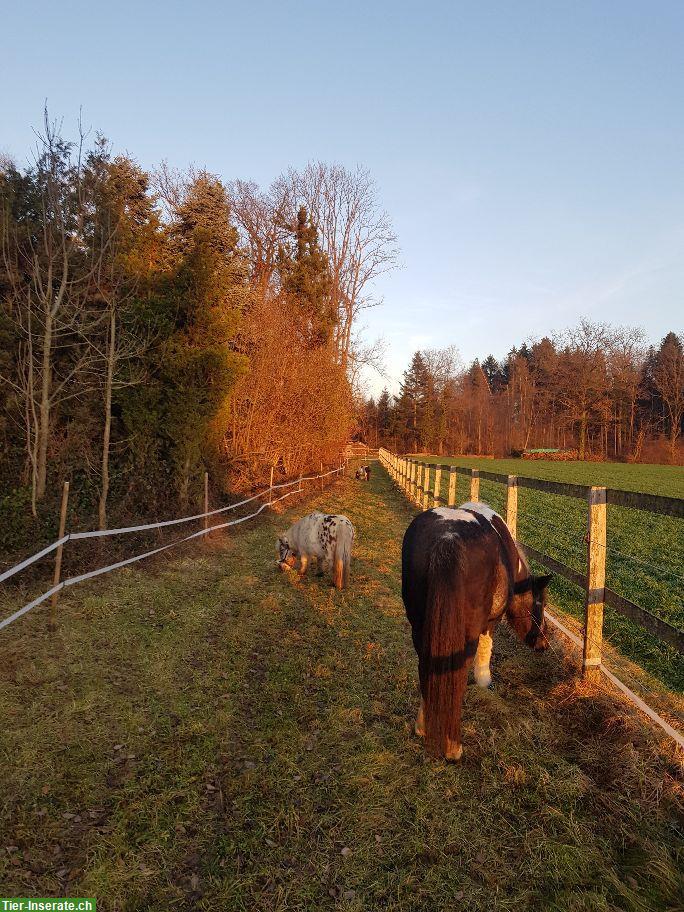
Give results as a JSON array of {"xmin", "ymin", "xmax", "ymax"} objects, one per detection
[
  {"xmin": 361, "ymin": 321, "xmax": 684, "ymax": 463},
  {"xmin": 0, "ymin": 112, "xmax": 397, "ymax": 549}
]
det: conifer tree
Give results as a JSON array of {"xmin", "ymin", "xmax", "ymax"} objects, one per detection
[{"xmin": 279, "ymin": 206, "xmax": 334, "ymax": 348}]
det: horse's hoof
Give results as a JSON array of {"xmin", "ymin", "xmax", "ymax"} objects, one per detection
[{"xmin": 444, "ymin": 740, "xmax": 463, "ymax": 761}]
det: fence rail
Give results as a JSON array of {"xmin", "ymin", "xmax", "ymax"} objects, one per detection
[
  {"xmin": 408, "ymin": 461, "xmax": 684, "ymax": 516},
  {"xmin": 379, "ymin": 447, "xmax": 684, "ymax": 749},
  {"xmin": 0, "ymin": 463, "xmax": 345, "ymax": 634}
]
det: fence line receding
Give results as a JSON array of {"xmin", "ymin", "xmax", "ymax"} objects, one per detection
[{"xmin": 1, "ymin": 463, "xmax": 345, "ymax": 635}]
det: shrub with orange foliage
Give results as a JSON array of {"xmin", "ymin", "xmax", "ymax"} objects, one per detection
[{"xmin": 221, "ymin": 296, "xmax": 355, "ymax": 491}]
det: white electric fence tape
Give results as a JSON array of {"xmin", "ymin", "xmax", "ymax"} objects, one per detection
[
  {"xmin": 0, "ymin": 536, "xmax": 69, "ymax": 584},
  {"xmin": 0, "ymin": 468, "xmax": 342, "ymax": 632}
]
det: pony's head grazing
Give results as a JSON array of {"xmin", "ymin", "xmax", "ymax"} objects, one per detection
[
  {"xmin": 507, "ymin": 547, "xmax": 552, "ymax": 650},
  {"xmin": 275, "ymin": 536, "xmax": 296, "ymax": 569}
]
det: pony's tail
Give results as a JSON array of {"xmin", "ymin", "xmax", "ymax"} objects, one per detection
[
  {"xmin": 423, "ymin": 537, "xmax": 467, "ymax": 758},
  {"xmin": 333, "ymin": 522, "xmax": 353, "ymax": 589}
]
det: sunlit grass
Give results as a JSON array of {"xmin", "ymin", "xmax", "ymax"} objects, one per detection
[{"xmin": 0, "ymin": 469, "xmax": 682, "ymax": 910}]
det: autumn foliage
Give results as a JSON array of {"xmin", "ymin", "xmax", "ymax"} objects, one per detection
[
  {"xmin": 362, "ymin": 324, "xmax": 684, "ymax": 464},
  {"xmin": 0, "ymin": 113, "xmax": 396, "ymax": 549}
]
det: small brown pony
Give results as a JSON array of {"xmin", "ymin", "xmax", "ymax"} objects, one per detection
[{"xmin": 401, "ymin": 502, "xmax": 551, "ymax": 760}]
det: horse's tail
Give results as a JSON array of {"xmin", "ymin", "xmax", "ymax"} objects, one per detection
[
  {"xmin": 333, "ymin": 521, "xmax": 354, "ymax": 589},
  {"xmin": 423, "ymin": 536, "xmax": 467, "ymax": 757}
]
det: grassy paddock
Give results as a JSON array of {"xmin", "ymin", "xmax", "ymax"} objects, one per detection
[
  {"xmin": 1, "ymin": 468, "xmax": 683, "ymax": 910},
  {"xmin": 416, "ymin": 457, "xmax": 684, "ymax": 692}
]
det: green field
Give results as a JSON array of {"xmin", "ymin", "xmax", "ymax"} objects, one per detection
[
  {"xmin": 417, "ymin": 457, "xmax": 684, "ymax": 498},
  {"xmin": 1, "ymin": 471, "xmax": 682, "ymax": 910},
  {"xmin": 415, "ymin": 457, "xmax": 684, "ymax": 692}
]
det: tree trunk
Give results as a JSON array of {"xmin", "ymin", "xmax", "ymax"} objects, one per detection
[
  {"xmin": 579, "ymin": 410, "xmax": 587, "ymax": 460},
  {"xmin": 669, "ymin": 418, "xmax": 680, "ymax": 464},
  {"xmin": 36, "ymin": 313, "xmax": 53, "ymax": 502},
  {"xmin": 98, "ymin": 307, "xmax": 116, "ymax": 530}
]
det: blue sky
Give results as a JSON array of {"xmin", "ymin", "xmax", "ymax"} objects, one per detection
[{"xmin": 3, "ymin": 0, "xmax": 683, "ymax": 394}]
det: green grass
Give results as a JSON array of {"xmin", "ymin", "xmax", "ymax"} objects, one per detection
[
  {"xmin": 417, "ymin": 456, "xmax": 684, "ymax": 498},
  {"xmin": 1, "ymin": 469, "xmax": 683, "ymax": 910},
  {"xmin": 416, "ymin": 457, "xmax": 684, "ymax": 692}
]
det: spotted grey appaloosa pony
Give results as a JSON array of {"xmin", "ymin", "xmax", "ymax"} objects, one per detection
[
  {"xmin": 276, "ymin": 512, "xmax": 355, "ymax": 589},
  {"xmin": 402, "ymin": 501, "xmax": 551, "ymax": 760}
]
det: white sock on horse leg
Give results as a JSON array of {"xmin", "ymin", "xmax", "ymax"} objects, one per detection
[
  {"xmin": 415, "ymin": 697, "xmax": 425, "ymax": 737},
  {"xmin": 474, "ymin": 632, "xmax": 493, "ymax": 687}
]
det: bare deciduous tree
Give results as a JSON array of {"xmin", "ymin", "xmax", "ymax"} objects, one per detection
[
  {"xmin": 1, "ymin": 111, "xmax": 110, "ymax": 513},
  {"xmin": 275, "ymin": 163, "xmax": 399, "ymax": 370},
  {"xmin": 652, "ymin": 332, "xmax": 684, "ymax": 463}
]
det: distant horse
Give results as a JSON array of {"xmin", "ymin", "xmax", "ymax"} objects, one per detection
[
  {"xmin": 402, "ymin": 502, "xmax": 551, "ymax": 760},
  {"xmin": 276, "ymin": 512, "xmax": 355, "ymax": 589},
  {"xmin": 355, "ymin": 465, "xmax": 371, "ymax": 481}
]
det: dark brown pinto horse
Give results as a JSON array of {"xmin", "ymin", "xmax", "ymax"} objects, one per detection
[{"xmin": 402, "ymin": 502, "xmax": 552, "ymax": 760}]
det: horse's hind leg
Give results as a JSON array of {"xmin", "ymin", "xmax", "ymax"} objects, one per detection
[
  {"xmin": 415, "ymin": 697, "xmax": 425, "ymax": 737},
  {"xmin": 443, "ymin": 663, "xmax": 469, "ymax": 761},
  {"xmin": 473, "ymin": 632, "xmax": 494, "ymax": 688}
]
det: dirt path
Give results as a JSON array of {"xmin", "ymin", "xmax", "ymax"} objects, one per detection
[{"xmin": 1, "ymin": 468, "xmax": 682, "ymax": 910}]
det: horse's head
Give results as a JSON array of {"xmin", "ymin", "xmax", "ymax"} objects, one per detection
[
  {"xmin": 276, "ymin": 536, "xmax": 296, "ymax": 569},
  {"xmin": 509, "ymin": 573, "xmax": 553, "ymax": 650}
]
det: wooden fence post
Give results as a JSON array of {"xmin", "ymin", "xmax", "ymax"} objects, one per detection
[
  {"xmin": 269, "ymin": 466, "xmax": 274, "ymax": 506},
  {"xmin": 583, "ymin": 486, "xmax": 606, "ymax": 682},
  {"xmin": 49, "ymin": 481, "xmax": 69, "ymax": 632},
  {"xmin": 448, "ymin": 467, "xmax": 457, "ymax": 506},
  {"xmin": 415, "ymin": 463, "xmax": 422, "ymax": 505},
  {"xmin": 423, "ymin": 465, "xmax": 430, "ymax": 511},
  {"xmin": 433, "ymin": 466, "xmax": 442, "ymax": 507},
  {"xmin": 470, "ymin": 469, "xmax": 480, "ymax": 502},
  {"xmin": 506, "ymin": 475, "xmax": 518, "ymax": 539},
  {"xmin": 204, "ymin": 471, "xmax": 209, "ymax": 535},
  {"xmin": 299, "ymin": 473, "xmax": 303, "ymax": 494}
]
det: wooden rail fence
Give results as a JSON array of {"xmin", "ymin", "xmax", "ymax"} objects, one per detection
[{"xmin": 378, "ymin": 448, "xmax": 684, "ymax": 672}]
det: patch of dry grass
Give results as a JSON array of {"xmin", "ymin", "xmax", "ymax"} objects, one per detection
[{"xmin": 0, "ymin": 468, "xmax": 682, "ymax": 910}]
